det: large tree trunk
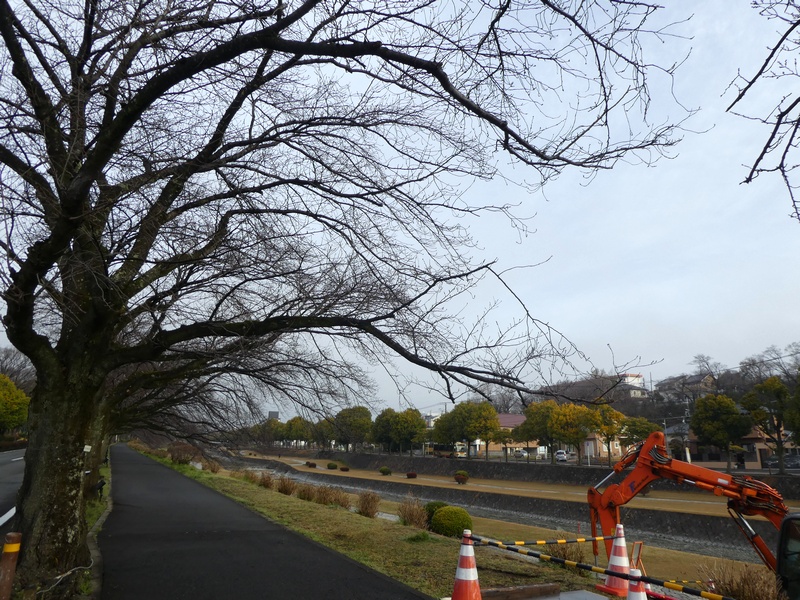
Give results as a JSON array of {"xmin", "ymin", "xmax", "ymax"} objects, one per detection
[{"xmin": 13, "ymin": 375, "xmax": 106, "ymax": 597}]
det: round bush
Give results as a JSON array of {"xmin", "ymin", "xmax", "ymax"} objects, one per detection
[
  {"xmin": 430, "ymin": 506, "xmax": 472, "ymax": 538},
  {"xmin": 306, "ymin": 462, "xmax": 316, "ymax": 468},
  {"xmin": 406, "ymin": 472, "xmax": 417, "ymax": 479},
  {"xmin": 339, "ymin": 466, "xmax": 350, "ymax": 472},
  {"xmin": 424, "ymin": 501, "xmax": 449, "ymax": 526},
  {"xmin": 379, "ymin": 466, "xmax": 392, "ymax": 476},
  {"xmin": 454, "ymin": 470, "xmax": 469, "ymax": 478},
  {"xmin": 327, "ymin": 462, "xmax": 338, "ymax": 470}
]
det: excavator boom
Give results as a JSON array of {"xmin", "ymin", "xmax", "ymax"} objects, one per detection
[{"xmin": 588, "ymin": 431, "xmax": 788, "ymax": 571}]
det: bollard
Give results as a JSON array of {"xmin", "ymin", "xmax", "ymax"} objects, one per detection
[{"xmin": 0, "ymin": 532, "xmax": 21, "ymax": 600}]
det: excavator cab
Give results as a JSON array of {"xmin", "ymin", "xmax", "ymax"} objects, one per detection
[{"xmin": 777, "ymin": 515, "xmax": 800, "ymax": 600}]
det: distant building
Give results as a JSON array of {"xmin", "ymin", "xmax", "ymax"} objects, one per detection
[
  {"xmin": 497, "ymin": 413, "xmax": 525, "ymax": 430},
  {"xmin": 268, "ymin": 411, "xmax": 279, "ymax": 421},
  {"xmin": 529, "ymin": 373, "xmax": 650, "ymax": 405},
  {"xmin": 654, "ymin": 374, "xmax": 716, "ymax": 403}
]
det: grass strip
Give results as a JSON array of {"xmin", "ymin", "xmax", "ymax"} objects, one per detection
[
  {"xmin": 153, "ymin": 460, "xmax": 597, "ymax": 597},
  {"xmin": 145, "ymin": 455, "xmax": 769, "ymax": 598}
]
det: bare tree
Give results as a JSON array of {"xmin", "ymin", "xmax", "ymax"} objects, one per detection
[
  {"xmin": 0, "ymin": 347, "xmax": 34, "ymax": 394},
  {"xmin": 690, "ymin": 354, "xmax": 726, "ymax": 379},
  {"xmin": 739, "ymin": 343, "xmax": 800, "ymax": 390},
  {"xmin": 0, "ymin": 0, "xmax": 685, "ymax": 592},
  {"xmin": 727, "ymin": 2, "xmax": 800, "ymax": 220}
]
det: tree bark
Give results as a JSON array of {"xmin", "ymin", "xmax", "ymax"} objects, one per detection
[{"xmin": 13, "ymin": 376, "xmax": 105, "ymax": 597}]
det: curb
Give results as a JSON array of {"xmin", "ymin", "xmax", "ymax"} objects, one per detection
[{"xmin": 86, "ymin": 459, "xmax": 113, "ymax": 600}]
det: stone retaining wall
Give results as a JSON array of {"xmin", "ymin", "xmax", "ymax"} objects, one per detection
[{"xmin": 319, "ymin": 451, "xmax": 800, "ymax": 500}]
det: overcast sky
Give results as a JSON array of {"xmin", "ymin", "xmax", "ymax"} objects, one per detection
[
  {"xmin": 379, "ymin": 2, "xmax": 800, "ymax": 413},
  {"xmin": 479, "ymin": 2, "xmax": 800, "ymax": 386}
]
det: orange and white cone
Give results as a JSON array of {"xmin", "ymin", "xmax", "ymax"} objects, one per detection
[
  {"xmin": 452, "ymin": 529, "xmax": 481, "ymax": 600},
  {"xmin": 627, "ymin": 568, "xmax": 647, "ymax": 600},
  {"xmin": 595, "ymin": 523, "xmax": 630, "ymax": 597}
]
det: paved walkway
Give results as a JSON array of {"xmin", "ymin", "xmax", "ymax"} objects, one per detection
[{"xmin": 98, "ymin": 445, "xmax": 434, "ymax": 599}]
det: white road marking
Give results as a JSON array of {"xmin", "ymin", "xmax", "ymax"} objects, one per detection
[{"xmin": 0, "ymin": 507, "xmax": 15, "ymax": 527}]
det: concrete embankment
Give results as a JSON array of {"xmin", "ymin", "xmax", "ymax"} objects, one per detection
[
  {"xmin": 319, "ymin": 450, "xmax": 800, "ymax": 500},
  {"xmin": 231, "ymin": 452, "xmax": 779, "ymax": 563}
]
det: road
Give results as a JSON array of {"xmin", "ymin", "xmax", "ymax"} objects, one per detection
[
  {"xmin": 98, "ymin": 445, "xmax": 434, "ymax": 600},
  {"xmin": 0, "ymin": 449, "xmax": 25, "ymax": 534}
]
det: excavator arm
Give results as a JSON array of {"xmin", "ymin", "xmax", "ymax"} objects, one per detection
[{"xmin": 588, "ymin": 431, "xmax": 789, "ymax": 571}]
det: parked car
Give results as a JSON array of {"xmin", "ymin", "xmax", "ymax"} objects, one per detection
[
  {"xmin": 766, "ymin": 454, "xmax": 800, "ymax": 469},
  {"xmin": 513, "ymin": 449, "xmax": 528, "ymax": 459},
  {"xmin": 555, "ymin": 450, "xmax": 568, "ymax": 462}
]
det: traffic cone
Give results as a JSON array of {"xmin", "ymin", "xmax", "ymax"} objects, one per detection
[
  {"xmin": 595, "ymin": 523, "xmax": 630, "ymax": 597},
  {"xmin": 452, "ymin": 529, "xmax": 481, "ymax": 600},
  {"xmin": 627, "ymin": 568, "xmax": 647, "ymax": 600}
]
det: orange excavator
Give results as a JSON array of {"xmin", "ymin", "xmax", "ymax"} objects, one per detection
[{"xmin": 587, "ymin": 431, "xmax": 789, "ymax": 572}]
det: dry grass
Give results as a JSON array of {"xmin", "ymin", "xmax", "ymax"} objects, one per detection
[
  {"xmin": 275, "ymin": 475, "xmax": 297, "ymax": 496},
  {"xmin": 202, "ymin": 459, "xmax": 221, "ymax": 473},
  {"xmin": 397, "ymin": 494, "xmax": 428, "ymax": 529},
  {"xmin": 356, "ymin": 490, "xmax": 381, "ymax": 518},
  {"xmin": 168, "ymin": 441, "xmax": 199, "ymax": 464},
  {"xmin": 296, "ymin": 483, "xmax": 317, "ymax": 501},
  {"xmin": 544, "ymin": 531, "xmax": 587, "ymax": 577},
  {"xmin": 700, "ymin": 561, "xmax": 777, "ymax": 600},
  {"xmin": 258, "ymin": 472, "xmax": 273, "ymax": 489},
  {"xmin": 239, "ymin": 470, "xmax": 259, "ymax": 485},
  {"xmin": 329, "ymin": 487, "xmax": 351, "ymax": 510}
]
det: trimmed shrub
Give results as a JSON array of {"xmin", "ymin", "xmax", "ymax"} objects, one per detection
[
  {"xmin": 357, "ymin": 491, "xmax": 381, "ymax": 518},
  {"xmin": 306, "ymin": 462, "xmax": 317, "ymax": 468},
  {"xmin": 339, "ymin": 466, "xmax": 349, "ymax": 472},
  {"xmin": 454, "ymin": 470, "xmax": 469, "ymax": 484},
  {"xmin": 430, "ymin": 506, "xmax": 472, "ymax": 538},
  {"xmin": 406, "ymin": 472, "xmax": 417, "ymax": 478},
  {"xmin": 454, "ymin": 470, "xmax": 469, "ymax": 478},
  {"xmin": 397, "ymin": 495, "xmax": 428, "ymax": 529},
  {"xmin": 379, "ymin": 466, "xmax": 391, "ymax": 476},
  {"xmin": 258, "ymin": 472, "xmax": 273, "ymax": 489},
  {"xmin": 327, "ymin": 462, "xmax": 338, "ymax": 470},
  {"xmin": 276, "ymin": 476, "xmax": 297, "ymax": 496},
  {"xmin": 424, "ymin": 501, "xmax": 449, "ymax": 527},
  {"xmin": 296, "ymin": 483, "xmax": 317, "ymax": 501}
]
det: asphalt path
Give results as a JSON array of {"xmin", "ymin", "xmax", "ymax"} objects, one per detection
[{"xmin": 98, "ymin": 445, "xmax": 434, "ymax": 599}]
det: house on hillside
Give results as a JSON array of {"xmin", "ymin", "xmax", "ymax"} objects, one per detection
[
  {"xmin": 654, "ymin": 373, "xmax": 716, "ymax": 403},
  {"xmin": 530, "ymin": 373, "xmax": 649, "ymax": 404}
]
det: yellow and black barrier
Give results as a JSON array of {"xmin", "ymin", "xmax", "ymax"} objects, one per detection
[
  {"xmin": 469, "ymin": 534, "xmax": 735, "ymax": 600},
  {"xmin": 482, "ymin": 534, "xmax": 615, "ymax": 547}
]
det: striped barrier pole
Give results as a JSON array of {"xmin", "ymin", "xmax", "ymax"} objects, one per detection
[
  {"xmin": 483, "ymin": 535, "xmax": 616, "ymax": 547},
  {"xmin": 468, "ymin": 534, "xmax": 735, "ymax": 600},
  {"xmin": 0, "ymin": 532, "xmax": 21, "ymax": 600}
]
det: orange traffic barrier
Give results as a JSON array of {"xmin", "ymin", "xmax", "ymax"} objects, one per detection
[
  {"xmin": 596, "ymin": 523, "xmax": 629, "ymax": 597},
  {"xmin": 452, "ymin": 530, "xmax": 481, "ymax": 600},
  {"xmin": 0, "ymin": 532, "xmax": 21, "ymax": 600}
]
